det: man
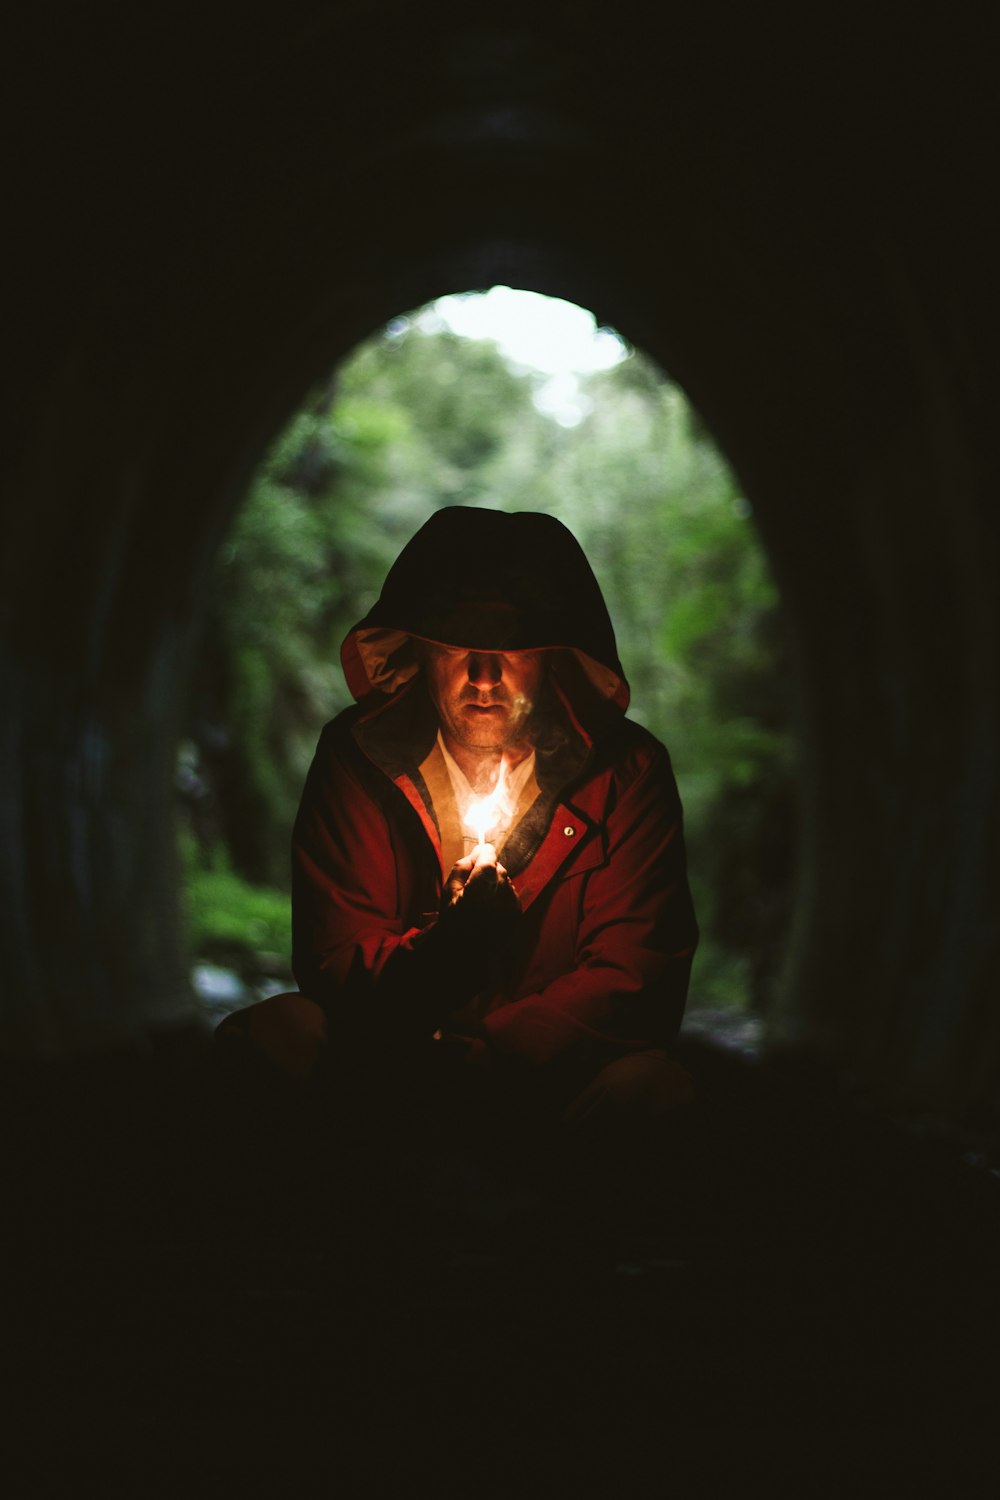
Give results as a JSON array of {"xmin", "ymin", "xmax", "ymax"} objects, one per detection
[{"xmin": 220, "ymin": 506, "xmax": 698, "ymax": 1253}]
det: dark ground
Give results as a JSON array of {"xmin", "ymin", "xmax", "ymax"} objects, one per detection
[{"xmin": 3, "ymin": 1027, "xmax": 998, "ymax": 1498}]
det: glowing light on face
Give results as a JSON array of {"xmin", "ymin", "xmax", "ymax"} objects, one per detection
[{"xmin": 423, "ymin": 646, "xmax": 544, "ymax": 755}]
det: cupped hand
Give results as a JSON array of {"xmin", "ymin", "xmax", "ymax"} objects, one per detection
[{"xmin": 442, "ymin": 847, "xmax": 519, "ymax": 918}]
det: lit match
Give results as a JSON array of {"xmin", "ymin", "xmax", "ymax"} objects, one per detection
[{"xmin": 464, "ymin": 758, "xmax": 511, "ymax": 861}]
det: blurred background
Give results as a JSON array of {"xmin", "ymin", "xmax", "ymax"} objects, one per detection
[{"xmin": 179, "ymin": 287, "xmax": 798, "ymax": 1048}]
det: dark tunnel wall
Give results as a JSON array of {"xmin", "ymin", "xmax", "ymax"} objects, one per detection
[{"xmin": 2, "ymin": 6, "xmax": 998, "ymax": 1126}]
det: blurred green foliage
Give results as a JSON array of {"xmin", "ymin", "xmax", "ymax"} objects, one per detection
[
  {"xmin": 181, "ymin": 832, "xmax": 291, "ymax": 960},
  {"xmin": 182, "ymin": 309, "xmax": 798, "ymax": 1012}
]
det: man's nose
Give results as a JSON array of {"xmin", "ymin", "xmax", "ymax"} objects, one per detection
[{"xmin": 467, "ymin": 651, "xmax": 502, "ymax": 688}]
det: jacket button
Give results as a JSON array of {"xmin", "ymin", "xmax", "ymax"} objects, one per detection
[{"xmin": 563, "ymin": 825, "xmax": 576, "ymax": 837}]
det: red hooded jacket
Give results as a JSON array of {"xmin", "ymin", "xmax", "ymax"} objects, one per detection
[{"xmin": 292, "ymin": 509, "xmax": 697, "ymax": 1076}]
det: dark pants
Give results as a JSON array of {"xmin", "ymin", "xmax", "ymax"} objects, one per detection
[{"xmin": 214, "ymin": 993, "xmax": 695, "ymax": 1261}]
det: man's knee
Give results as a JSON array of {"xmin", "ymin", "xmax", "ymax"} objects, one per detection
[
  {"xmin": 562, "ymin": 1048, "xmax": 695, "ymax": 1130},
  {"xmin": 214, "ymin": 992, "xmax": 327, "ymax": 1082}
]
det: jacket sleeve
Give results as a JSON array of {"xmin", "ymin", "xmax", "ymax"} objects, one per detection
[
  {"xmin": 478, "ymin": 742, "xmax": 698, "ymax": 1068},
  {"xmin": 291, "ymin": 722, "xmax": 494, "ymax": 1038}
]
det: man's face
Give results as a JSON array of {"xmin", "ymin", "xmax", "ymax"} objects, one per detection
[{"xmin": 422, "ymin": 644, "xmax": 544, "ymax": 753}]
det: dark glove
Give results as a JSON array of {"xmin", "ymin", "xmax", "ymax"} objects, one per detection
[{"xmin": 440, "ymin": 849, "xmax": 520, "ymax": 952}]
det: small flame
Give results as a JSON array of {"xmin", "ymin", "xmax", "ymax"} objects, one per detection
[{"xmin": 465, "ymin": 759, "xmax": 511, "ymax": 850}]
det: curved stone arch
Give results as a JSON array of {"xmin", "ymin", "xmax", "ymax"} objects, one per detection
[{"xmin": 2, "ymin": 8, "xmax": 998, "ymax": 1130}]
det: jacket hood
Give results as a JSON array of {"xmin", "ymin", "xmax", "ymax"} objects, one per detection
[{"xmin": 341, "ymin": 507, "xmax": 630, "ymax": 713}]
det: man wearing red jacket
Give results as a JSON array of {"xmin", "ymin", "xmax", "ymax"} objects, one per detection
[{"xmin": 221, "ymin": 507, "xmax": 697, "ymax": 1245}]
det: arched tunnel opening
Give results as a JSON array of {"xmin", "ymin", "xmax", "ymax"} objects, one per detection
[
  {"xmin": 4, "ymin": 7, "xmax": 999, "ymax": 1487},
  {"xmin": 185, "ymin": 287, "xmax": 795, "ymax": 1057}
]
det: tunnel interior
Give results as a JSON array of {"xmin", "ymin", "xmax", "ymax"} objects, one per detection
[
  {"xmin": 4, "ymin": 6, "xmax": 1000, "ymax": 1486},
  {"xmin": 7, "ymin": 6, "xmax": 997, "ymax": 1123}
]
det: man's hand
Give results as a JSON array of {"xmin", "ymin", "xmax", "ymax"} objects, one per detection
[
  {"xmin": 443, "ymin": 847, "xmax": 517, "ymax": 910},
  {"xmin": 442, "ymin": 847, "xmax": 519, "ymax": 928},
  {"xmin": 425, "ymin": 847, "xmax": 519, "ymax": 1014}
]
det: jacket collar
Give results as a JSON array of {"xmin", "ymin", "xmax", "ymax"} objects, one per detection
[{"xmin": 349, "ymin": 673, "xmax": 599, "ymax": 883}]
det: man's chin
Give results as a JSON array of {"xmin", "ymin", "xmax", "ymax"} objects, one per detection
[
  {"xmin": 458, "ymin": 730, "xmax": 507, "ymax": 751},
  {"xmin": 452, "ymin": 707, "xmax": 512, "ymax": 750}
]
